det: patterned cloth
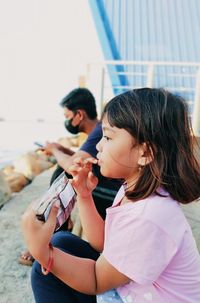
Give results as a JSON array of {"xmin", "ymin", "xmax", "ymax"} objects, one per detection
[{"xmin": 97, "ymin": 289, "xmax": 123, "ymax": 303}]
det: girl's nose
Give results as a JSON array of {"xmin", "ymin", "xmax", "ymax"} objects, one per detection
[{"xmin": 96, "ymin": 137, "xmax": 103, "ymax": 152}]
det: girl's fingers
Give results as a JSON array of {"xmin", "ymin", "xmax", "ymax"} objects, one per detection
[
  {"xmin": 73, "ymin": 157, "xmax": 97, "ymax": 166},
  {"xmin": 68, "ymin": 164, "xmax": 82, "ymax": 176},
  {"xmin": 21, "ymin": 207, "xmax": 39, "ymax": 233},
  {"xmin": 69, "ymin": 157, "xmax": 97, "ymax": 176},
  {"xmin": 83, "ymin": 157, "xmax": 98, "ymax": 165},
  {"xmin": 73, "ymin": 175, "xmax": 79, "ymax": 184},
  {"xmin": 88, "ymin": 171, "xmax": 98, "ymax": 188},
  {"xmin": 82, "ymin": 158, "xmax": 97, "ymax": 171},
  {"xmin": 22, "ymin": 205, "xmax": 36, "ymax": 218},
  {"xmin": 69, "ymin": 157, "xmax": 98, "ymax": 190},
  {"xmin": 45, "ymin": 200, "xmax": 60, "ymax": 230},
  {"xmin": 73, "ymin": 157, "xmax": 83, "ymax": 165}
]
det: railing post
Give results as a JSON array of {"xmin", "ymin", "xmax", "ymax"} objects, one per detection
[
  {"xmin": 100, "ymin": 67, "xmax": 105, "ymax": 114},
  {"xmin": 78, "ymin": 75, "xmax": 86, "ymax": 88},
  {"xmin": 192, "ymin": 66, "xmax": 200, "ymax": 136},
  {"xmin": 146, "ymin": 64, "xmax": 154, "ymax": 87}
]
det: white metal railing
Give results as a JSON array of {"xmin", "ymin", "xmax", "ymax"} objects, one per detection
[{"xmin": 87, "ymin": 61, "xmax": 200, "ymax": 136}]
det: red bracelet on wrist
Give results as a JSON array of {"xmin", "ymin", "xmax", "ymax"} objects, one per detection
[{"xmin": 41, "ymin": 243, "xmax": 54, "ymax": 275}]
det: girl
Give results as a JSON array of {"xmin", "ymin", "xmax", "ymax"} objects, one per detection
[{"xmin": 22, "ymin": 88, "xmax": 200, "ymax": 303}]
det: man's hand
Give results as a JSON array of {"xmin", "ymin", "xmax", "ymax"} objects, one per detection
[{"xmin": 43, "ymin": 141, "xmax": 62, "ymax": 156}]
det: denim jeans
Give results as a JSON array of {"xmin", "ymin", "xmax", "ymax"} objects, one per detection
[
  {"xmin": 97, "ymin": 289, "xmax": 123, "ymax": 303},
  {"xmin": 31, "ymin": 231, "xmax": 99, "ymax": 303}
]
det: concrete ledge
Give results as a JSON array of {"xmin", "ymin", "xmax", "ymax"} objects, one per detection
[{"xmin": 0, "ymin": 169, "xmax": 52, "ymax": 303}]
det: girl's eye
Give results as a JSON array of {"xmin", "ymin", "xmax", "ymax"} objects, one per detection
[{"xmin": 103, "ymin": 135, "xmax": 111, "ymax": 141}]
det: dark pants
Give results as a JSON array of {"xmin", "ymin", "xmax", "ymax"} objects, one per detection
[
  {"xmin": 49, "ymin": 165, "xmax": 66, "ymax": 186},
  {"xmin": 31, "ymin": 231, "xmax": 100, "ymax": 303}
]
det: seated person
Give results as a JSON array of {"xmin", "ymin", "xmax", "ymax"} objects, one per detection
[
  {"xmin": 47, "ymin": 87, "xmax": 122, "ymax": 218},
  {"xmin": 49, "ymin": 87, "xmax": 99, "ymax": 184},
  {"xmin": 22, "ymin": 88, "xmax": 200, "ymax": 303},
  {"xmin": 19, "ymin": 87, "xmax": 122, "ymax": 265}
]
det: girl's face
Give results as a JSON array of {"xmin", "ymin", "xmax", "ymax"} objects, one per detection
[{"xmin": 96, "ymin": 116, "xmax": 142, "ymax": 185}]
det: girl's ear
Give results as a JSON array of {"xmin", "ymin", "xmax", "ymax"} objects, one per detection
[{"xmin": 137, "ymin": 143, "xmax": 154, "ymax": 167}]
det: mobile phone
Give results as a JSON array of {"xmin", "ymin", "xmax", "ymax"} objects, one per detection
[{"xmin": 34, "ymin": 141, "xmax": 44, "ymax": 148}]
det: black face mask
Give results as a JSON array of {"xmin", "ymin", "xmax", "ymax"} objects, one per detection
[{"xmin": 64, "ymin": 118, "xmax": 79, "ymax": 134}]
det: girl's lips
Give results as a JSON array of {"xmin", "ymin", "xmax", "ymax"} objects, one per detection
[
  {"xmin": 96, "ymin": 153, "xmax": 101, "ymax": 165},
  {"xmin": 96, "ymin": 156, "xmax": 102, "ymax": 166}
]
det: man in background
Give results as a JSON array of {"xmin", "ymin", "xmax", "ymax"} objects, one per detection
[
  {"xmin": 46, "ymin": 87, "xmax": 122, "ymax": 218},
  {"xmin": 48, "ymin": 87, "xmax": 99, "ymax": 185},
  {"xmin": 19, "ymin": 87, "xmax": 122, "ymax": 265}
]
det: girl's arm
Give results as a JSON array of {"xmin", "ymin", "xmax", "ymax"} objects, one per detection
[
  {"xmin": 49, "ymin": 247, "xmax": 130, "ymax": 294},
  {"xmin": 77, "ymin": 193, "xmax": 104, "ymax": 252},
  {"xmin": 21, "ymin": 205, "xmax": 130, "ymax": 295},
  {"xmin": 69, "ymin": 157, "xmax": 105, "ymax": 252}
]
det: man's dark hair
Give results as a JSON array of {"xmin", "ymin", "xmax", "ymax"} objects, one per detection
[{"xmin": 60, "ymin": 88, "xmax": 97, "ymax": 120}]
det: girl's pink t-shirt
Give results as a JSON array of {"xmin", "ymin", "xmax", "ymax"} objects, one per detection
[{"xmin": 102, "ymin": 186, "xmax": 200, "ymax": 303}]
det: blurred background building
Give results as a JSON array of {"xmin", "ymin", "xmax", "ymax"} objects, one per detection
[
  {"xmin": 0, "ymin": 0, "xmax": 199, "ymax": 168},
  {"xmin": 88, "ymin": 0, "xmax": 200, "ymax": 135}
]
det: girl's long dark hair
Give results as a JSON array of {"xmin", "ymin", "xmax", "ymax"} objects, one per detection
[{"xmin": 102, "ymin": 88, "xmax": 200, "ymax": 204}]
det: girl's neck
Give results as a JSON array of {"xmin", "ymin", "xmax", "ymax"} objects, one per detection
[{"xmin": 125, "ymin": 173, "xmax": 140, "ymax": 191}]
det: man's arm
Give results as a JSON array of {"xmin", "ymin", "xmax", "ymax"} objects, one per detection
[
  {"xmin": 45, "ymin": 142, "xmax": 75, "ymax": 156},
  {"xmin": 57, "ymin": 144, "xmax": 75, "ymax": 156},
  {"xmin": 44, "ymin": 142, "xmax": 91, "ymax": 174},
  {"xmin": 45, "ymin": 123, "xmax": 102, "ymax": 170}
]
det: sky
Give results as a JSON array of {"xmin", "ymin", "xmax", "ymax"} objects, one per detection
[{"xmin": 0, "ymin": 0, "xmax": 105, "ymax": 122}]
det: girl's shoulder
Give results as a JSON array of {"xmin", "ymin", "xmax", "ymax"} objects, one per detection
[
  {"xmin": 107, "ymin": 190, "xmax": 188, "ymax": 247},
  {"xmin": 109, "ymin": 187, "xmax": 186, "ymax": 228},
  {"xmin": 144, "ymin": 190, "xmax": 181, "ymax": 220}
]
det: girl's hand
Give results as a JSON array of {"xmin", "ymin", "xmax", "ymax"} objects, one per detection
[
  {"xmin": 68, "ymin": 157, "xmax": 98, "ymax": 198},
  {"xmin": 21, "ymin": 200, "xmax": 59, "ymax": 264}
]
